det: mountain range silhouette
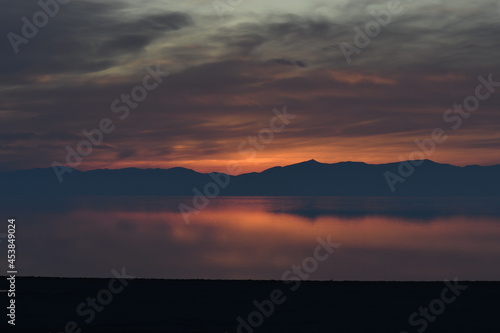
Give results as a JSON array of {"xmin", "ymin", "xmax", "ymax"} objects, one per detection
[{"xmin": 2, "ymin": 159, "xmax": 500, "ymax": 196}]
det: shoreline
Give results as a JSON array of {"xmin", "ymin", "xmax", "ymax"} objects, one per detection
[{"xmin": 1, "ymin": 277, "xmax": 498, "ymax": 332}]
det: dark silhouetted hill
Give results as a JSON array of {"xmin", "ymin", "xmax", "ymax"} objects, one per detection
[{"xmin": 1, "ymin": 160, "xmax": 500, "ymax": 196}]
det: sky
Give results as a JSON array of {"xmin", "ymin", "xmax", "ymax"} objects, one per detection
[{"xmin": 1, "ymin": 0, "xmax": 500, "ymax": 174}]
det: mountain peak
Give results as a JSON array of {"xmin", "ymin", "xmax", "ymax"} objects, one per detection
[{"xmin": 290, "ymin": 159, "xmax": 323, "ymax": 167}]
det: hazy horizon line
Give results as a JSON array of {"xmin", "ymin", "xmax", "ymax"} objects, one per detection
[{"xmin": 4, "ymin": 158, "xmax": 500, "ymax": 176}]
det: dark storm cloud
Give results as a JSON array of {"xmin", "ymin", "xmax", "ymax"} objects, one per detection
[
  {"xmin": 0, "ymin": 1, "xmax": 192, "ymax": 80},
  {"xmin": 212, "ymin": 31, "xmax": 267, "ymax": 52},
  {"xmin": 99, "ymin": 34, "xmax": 154, "ymax": 55},
  {"xmin": 271, "ymin": 58, "xmax": 308, "ymax": 68},
  {"xmin": 0, "ymin": 132, "xmax": 37, "ymax": 141},
  {"xmin": 116, "ymin": 149, "xmax": 137, "ymax": 159},
  {"xmin": 0, "ymin": 131, "xmax": 80, "ymax": 143}
]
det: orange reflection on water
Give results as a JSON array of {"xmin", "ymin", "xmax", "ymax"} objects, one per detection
[{"xmin": 11, "ymin": 197, "xmax": 500, "ymax": 280}]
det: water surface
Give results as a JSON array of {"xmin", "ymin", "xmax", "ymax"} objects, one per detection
[{"xmin": 2, "ymin": 196, "xmax": 499, "ymax": 280}]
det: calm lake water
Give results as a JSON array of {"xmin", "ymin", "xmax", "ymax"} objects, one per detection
[{"xmin": 2, "ymin": 196, "xmax": 500, "ymax": 280}]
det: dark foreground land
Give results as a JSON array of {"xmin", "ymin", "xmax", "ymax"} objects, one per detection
[{"xmin": 1, "ymin": 277, "xmax": 499, "ymax": 332}]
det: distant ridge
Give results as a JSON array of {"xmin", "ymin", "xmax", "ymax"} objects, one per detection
[{"xmin": 1, "ymin": 160, "xmax": 500, "ymax": 196}]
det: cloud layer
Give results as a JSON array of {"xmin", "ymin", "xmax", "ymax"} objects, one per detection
[{"xmin": 1, "ymin": 0, "xmax": 500, "ymax": 172}]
